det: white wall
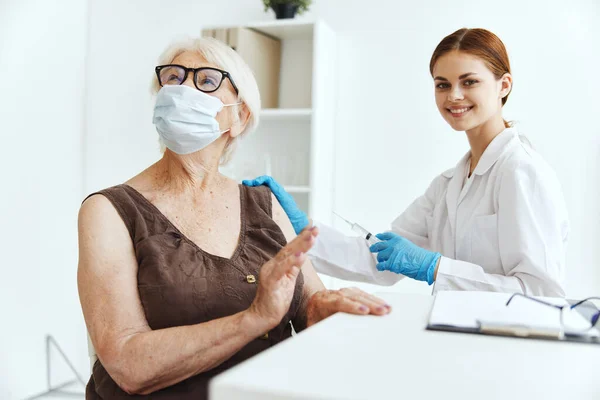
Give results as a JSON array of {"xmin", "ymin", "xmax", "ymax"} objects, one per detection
[
  {"xmin": 85, "ymin": 0, "xmax": 600, "ymax": 299},
  {"xmin": 84, "ymin": 0, "xmax": 269, "ymax": 194},
  {"xmin": 2, "ymin": 0, "xmax": 595, "ymax": 397},
  {"xmin": 0, "ymin": 0, "xmax": 89, "ymax": 398}
]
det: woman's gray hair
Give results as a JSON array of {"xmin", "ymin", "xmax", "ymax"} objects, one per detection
[{"xmin": 151, "ymin": 36, "xmax": 261, "ymax": 164}]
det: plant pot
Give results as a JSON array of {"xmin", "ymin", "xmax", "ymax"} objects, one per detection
[{"xmin": 271, "ymin": 3, "xmax": 299, "ymax": 19}]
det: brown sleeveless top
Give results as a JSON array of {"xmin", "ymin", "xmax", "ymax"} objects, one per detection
[{"xmin": 84, "ymin": 184, "xmax": 305, "ymax": 399}]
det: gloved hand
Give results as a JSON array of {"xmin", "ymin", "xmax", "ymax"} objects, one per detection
[
  {"xmin": 242, "ymin": 175, "xmax": 309, "ymax": 235},
  {"xmin": 369, "ymin": 232, "xmax": 441, "ymax": 285}
]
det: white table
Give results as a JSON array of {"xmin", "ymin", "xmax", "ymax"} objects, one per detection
[{"xmin": 210, "ymin": 293, "xmax": 600, "ymax": 400}]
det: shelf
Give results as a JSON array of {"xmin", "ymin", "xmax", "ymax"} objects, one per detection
[
  {"xmin": 260, "ymin": 108, "xmax": 312, "ymax": 120},
  {"xmin": 203, "ymin": 19, "xmax": 335, "ymax": 226},
  {"xmin": 247, "ymin": 20, "xmax": 314, "ymax": 40},
  {"xmin": 283, "ymin": 186, "xmax": 311, "ymax": 193},
  {"xmin": 202, "ymin": 20, "xmax": 314, "ymax": 41}
]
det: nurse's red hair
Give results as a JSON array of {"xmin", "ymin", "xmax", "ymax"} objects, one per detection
[{"xmin": 430, "ymin": 28, "xmax": 512, "ymax": 127}]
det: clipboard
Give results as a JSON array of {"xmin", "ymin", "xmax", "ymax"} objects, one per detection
[{"xmin": 426, "ymin": 291, "xmax": 600, "ymax": 345}]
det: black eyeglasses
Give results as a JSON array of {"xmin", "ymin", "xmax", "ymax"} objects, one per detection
[
  {"xmin": 155, "ymin": 64, "xmax": 239, "ymax": 95},
  {"xmin": 506, "ymin": 293, "xmax": 600, "ymax": 337}
]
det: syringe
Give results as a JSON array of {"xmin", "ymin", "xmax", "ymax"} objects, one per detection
[{"xmin": 333, "ymin": 212, "xmax": 381, "ymax": 246}]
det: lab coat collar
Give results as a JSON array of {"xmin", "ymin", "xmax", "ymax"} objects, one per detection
[
  {"xmin": 444, "ymin": 127, "xmax": 518, "ymax": 245},
  {"xmin": 472, "ymin": 127, "xmax": 519, "ymax": 176},
  {"xmin": 445, "ymin": 152, "xmax": 469, "ymax": 246},
  {"xmin": 444, "ymin": 128, "xmax": 520, "ymax": 179}
]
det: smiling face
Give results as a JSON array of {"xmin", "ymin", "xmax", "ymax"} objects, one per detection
[{"xmin": 432, "ymin": 50, "xmax": 511, "ymax": 133}]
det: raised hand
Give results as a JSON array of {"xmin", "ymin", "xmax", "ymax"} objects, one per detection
[{"xmin": 248, "ymin": 226, "xmax": 319, "ymax": 328}]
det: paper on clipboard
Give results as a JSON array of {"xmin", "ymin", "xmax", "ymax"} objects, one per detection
[{"xmin": 428, "ymin": 291, "xmax": 599, "ymax": 338}]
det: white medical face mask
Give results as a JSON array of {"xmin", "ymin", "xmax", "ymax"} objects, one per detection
[{"xmin": 153, "ymin": 84, "xmax": 240, "ymax": 155}]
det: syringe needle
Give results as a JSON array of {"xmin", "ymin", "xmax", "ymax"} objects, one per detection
[
  {"xmin": 333, "ymin": 211, "xmax": 380, "ymax": 245},
  {"xmin": 333, "ymin": 211, "xmax": 353, "ymax": 227}
]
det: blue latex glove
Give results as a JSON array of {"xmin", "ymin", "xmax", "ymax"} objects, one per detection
[
  {"xmin": 242, "ymin": 175, "xmax": 309, "ymax": 235},
  {"xmin": 369, "ymin": 232, "xmax": 441, "ymax": 285}
]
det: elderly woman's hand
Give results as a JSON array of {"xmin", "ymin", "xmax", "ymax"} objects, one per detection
[
  {"xmin": 248, "ymin": 226, "xmax": 319, "ymax": 330},
  {"xmin": 306, "ymin": 288, "xmax": 391, "ymax": 327}
]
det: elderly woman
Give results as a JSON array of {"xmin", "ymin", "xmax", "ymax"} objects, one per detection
[{"xmin": 77, "ymin": 37, "xmax": 391, "ymax": 399}]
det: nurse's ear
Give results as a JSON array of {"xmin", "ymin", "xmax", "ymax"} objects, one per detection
[{"xmin": 499, "ymin": 73, "xmax": 513, "ymax": 103}]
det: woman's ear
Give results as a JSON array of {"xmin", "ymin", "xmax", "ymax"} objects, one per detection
[
  {"xmin": 499, "ymin": 73, "xmax": 513, "ymax": 100},
  {"xmin": 229, "ymin": 103, "xmax": 251, "ymax": 139}
]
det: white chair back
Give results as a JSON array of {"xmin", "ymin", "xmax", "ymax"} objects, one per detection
[{"xmin": 87, "ymin": 331, "xmax": 98, "ymax": 372}]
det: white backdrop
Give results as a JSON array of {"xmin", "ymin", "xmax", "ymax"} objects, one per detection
[
  {"xmin": 1, "ymin": 0, "xmax": 599, "ymax": 398},
  {"xmin": 84, "ymin": 0, "xmax": 600, "ymax": 298},
  {"xmin": 0, "ymin": 0, "xmax": 89, "ymax": 398}
]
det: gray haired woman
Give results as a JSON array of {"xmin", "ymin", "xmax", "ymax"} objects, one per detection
[{"xmin": 77, "ymin": 36, "xmax": 391, "ymax": 399}]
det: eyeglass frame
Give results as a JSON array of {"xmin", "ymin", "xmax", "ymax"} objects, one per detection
[
  {"xmin": 155, "ymin": 64, "xmax": 239, "ymax": 95},
  {"xmin": 506, "ymin": 293, "xmax": 600, "ymax": 338}
]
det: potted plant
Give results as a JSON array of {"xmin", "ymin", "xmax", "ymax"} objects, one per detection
[{"xmin": 263, "ymin": 0, "xmax": 311, "ymax": 19}]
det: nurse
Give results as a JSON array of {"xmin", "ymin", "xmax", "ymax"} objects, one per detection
[{"xmin": 245, "ymin": 28, "xmax": 569, "ymax": 297}]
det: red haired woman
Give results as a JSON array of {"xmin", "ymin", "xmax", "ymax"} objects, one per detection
[{"xmin": 246, "ymin": 28, "xmax": 569, "ymax": 297}]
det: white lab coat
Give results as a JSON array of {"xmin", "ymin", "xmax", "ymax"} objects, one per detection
[{"xmin": 309, "ymin": 128, "xmax": 569, "ymax": 297}]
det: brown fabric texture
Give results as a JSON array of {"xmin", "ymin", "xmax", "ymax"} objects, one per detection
[{"xmin": 83, "ymin": 184, "xmax": 304, "ymax": 399}]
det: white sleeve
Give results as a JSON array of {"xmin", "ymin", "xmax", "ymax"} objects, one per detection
[
  {"xmin": 389, "ymin": 174, "xmax": 447, "ymax": 250},
  {"xmin": 435, "ymin": 161, "xmax": 568, "ymax": 297},
  {"xmin": 307, "ymin": 221, "xmax": 404, "ymax": 286},
  {"xmin": 308, "ymin": 173, "xmax": 446, "ymax": 286}
]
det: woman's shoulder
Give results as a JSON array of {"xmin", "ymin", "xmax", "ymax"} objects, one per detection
[
  {"xmin": 80, "ymin": 189, "xmax": 116, "ymax": 216},
  {"xmin": 83, "ymin": 184, "xmax": 131, "ymax": 202},
  {"xmin": 78, "ymin": 187, "xmax": 132, "ymax": 238},
  {"xmin": 241, "ymin": 181, "xmax": 272, "ymax": 207},
  {"xmin": 499, "ymin": 137, "xmax": 559, "ymax": 182},
  {"xmin": 81, "ymin": 184, "xmax": 137, "ymax": 216},
  {"xmin": 494, "ymin": 139, "xmax": 565, "ymax": 201},
  {"xmin": 80, "ymin": 184, "xmax": 141, "ymax": 238}
]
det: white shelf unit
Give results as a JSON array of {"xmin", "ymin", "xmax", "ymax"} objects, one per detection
[
  {"xmin": 213, "ymin": 20, "xmax": 337, "ymax": 288},
  {"xmin": 260, "ymin": 108, "xmax": 312, "ymax": 120},
  {"xmin": 215, "ymin": 20, "xmax": 337, "ymax": 227}
]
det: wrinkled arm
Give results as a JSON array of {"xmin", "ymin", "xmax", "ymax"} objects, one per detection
[{"xmin": 78, "ymin": 195, "xmax": 271, "ymax": 395}]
